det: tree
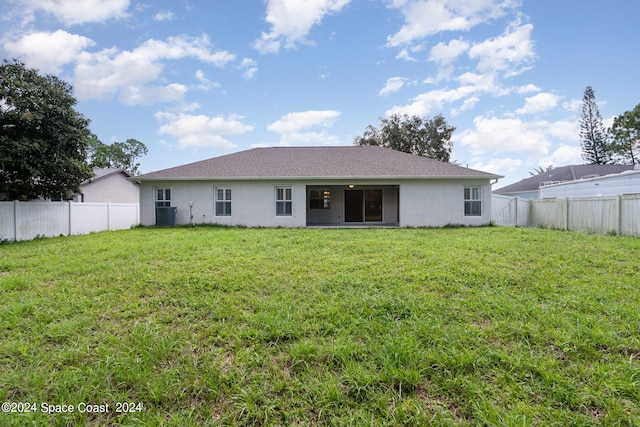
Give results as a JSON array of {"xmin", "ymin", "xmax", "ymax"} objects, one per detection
[
  {"xmin": 0, "ymin": 59, "xmax": 92, "ymax": 200},
  {"xmin": 88, "ymin": 137, "xmax": 148, "ymax": 175},
  {"xmin": 529, "ymin": 165, "xmax": 554, "ymax": 176},
  {"xmin": 579, "ymin": 86, "xmax": 612, "ymax": 164},
  {"xmin": 609, "ymin": 103, "xmax": 640, "ymax": 165},
  {"xmin": 354, "ymin": 113, "xmax": 455, "ymax": 162}
]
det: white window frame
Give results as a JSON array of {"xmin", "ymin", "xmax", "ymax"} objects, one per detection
[
  {"xmin": 215, "ymin": 187, "xmax": 232, "ymax": 217},
  {"xmin": 276, "ymin": 186, "xmax": 292, "ymax": 216},
  {"xmin": 155, "ymin": 188, "xmax": 171, "ymax": 208},
  {"xmin": 464, "ymin": 186, "xmax": 482, "ymax": 216}
]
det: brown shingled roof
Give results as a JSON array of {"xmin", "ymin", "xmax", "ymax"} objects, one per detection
[{"xmin": 136, "ymin": 146, "xmax": 502, "ymax": 180}]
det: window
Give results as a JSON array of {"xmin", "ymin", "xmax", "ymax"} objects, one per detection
[
  {"xmin": 276, "ymin": 186, "xmax": 292, "ymax": 216},
  {"xmin": 215, "ymin": 188, "xmax": 232, "ymax": 216},
  {"xmin": 156, "ymin": 188, "xmax": 171, "ymax": 208},
  {"xmin": 309, "ymin": 189, "xmax": 331, "ymax": 209},
  {"xmin": 464, "ymin": 186, "xmax": 482, "ymax": 216}
]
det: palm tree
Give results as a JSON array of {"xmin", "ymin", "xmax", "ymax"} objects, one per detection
[{"xmin": 529, "ymin": 165, "xmax": 554, "ymax": 176}]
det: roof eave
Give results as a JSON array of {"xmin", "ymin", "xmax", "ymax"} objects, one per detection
[
  {"xmin": 133, "ymin": 174, "xmax": 503, "ymax": 181},
  {"xmin": 85, "ymin": 169, "xmax": 131, "ymax": 185}
]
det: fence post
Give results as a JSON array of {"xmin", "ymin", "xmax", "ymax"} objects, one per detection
[
  {"xmin": 107, "ymin": 202, "xmax": 111, "ymax": 231},
  {"xmin": 13, "ymin": 200, "xmax": 18, "ymax": 241},
  {"xmin": 618, "ymin": 194, "xmax": 623, "ymax": 236},
  {"xmin": 514, "ymin": 197, "xmax": 518, "ymax": 227},
  {"xmin": 565, "ymin": 197, "xmax": 570, "ymax": 231},
  {"xmin": 68, "ymin": 202, "xmax": 73, "ymax": 236}
]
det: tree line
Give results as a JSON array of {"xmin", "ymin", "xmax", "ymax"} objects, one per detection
[
  {"xmin": 580, "ymin": 86, "xmax": 639, "ymax": 165},
  {"xmin": 354, "ymin": 86, "xmax": 640, "ymax": 174},
  {"xmin": 1, "ymin": 59, "xmax": 147, "ymax": 201},
  {"xmin": 353, "ymin": 113, "xmax": 454, "ymax": 163}
]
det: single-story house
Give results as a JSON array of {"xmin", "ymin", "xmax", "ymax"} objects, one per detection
[
  {"xmin": 493, "ymin": 164, "xmax": 635, "ymax": 199},
  {"xmin": 133, "ymin": 146, "xmax": 503, "ymax": 228},
  {"xmin": 74, "ymin": 168, "xmax": 140, "ymax": 203},
  {"xmin": 538, "ymin": 167, "xmax": 640, "ymax": 198},
  {"xmin": 1, "ymin": 168, "xmax": 140, "ymax": 203}
]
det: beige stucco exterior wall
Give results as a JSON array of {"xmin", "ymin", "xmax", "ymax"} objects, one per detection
[
  {"xmin": 140, "ymin": 180, "xmax": 307, "ymax": 227},
  {"xmin": 399, "ymin": 179, "xmax": 492, "ymax": 227},
  {"xmin": 81, "ymin": 173, "xmax": 140, "ymax": 203}
]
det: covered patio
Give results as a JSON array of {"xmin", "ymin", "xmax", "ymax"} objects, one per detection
[{"xmin": 305, "ymin": 184, "xmax": 400, "ymax": 227}]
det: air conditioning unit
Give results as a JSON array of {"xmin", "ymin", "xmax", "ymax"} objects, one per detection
[{"xmin": 156, "ymin": 207, "xmax": 177, "ymax": 226}]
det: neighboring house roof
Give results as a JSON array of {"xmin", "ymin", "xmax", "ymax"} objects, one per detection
[
  {"xmin": 538, "ymin": 169, "xmax": 640, "ymax": 198},
  {"xmin": 84, "ymin": 168, "xmax": 133, "ymax": 185},
  {"xmin": 494, "ymin": 164, "xmax": 635, "ymax": 195},
  {"xmin": 135, "ymin": 146, "xmax": 503, "ymax": 180}
]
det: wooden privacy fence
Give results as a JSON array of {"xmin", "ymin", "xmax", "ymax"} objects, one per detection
[
  {"xmin": 492, "ymin": 194, "xmax": 640, "ymax": 237},
  {"xmin": 0, "ymin": 201, "xmax": 139, "ymax": 241}
]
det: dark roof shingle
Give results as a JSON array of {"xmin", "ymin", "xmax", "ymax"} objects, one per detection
[{"xmin": 136, "ymin": 146, "xmax": 501, "ymax": 180}]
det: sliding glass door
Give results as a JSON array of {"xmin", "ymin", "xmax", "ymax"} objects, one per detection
[{"xmin": 344, "ymin": 189, "xmax": 382, "ymax": 222}]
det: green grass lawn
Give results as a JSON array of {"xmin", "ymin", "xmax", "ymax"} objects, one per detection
[{"xmin": 0, "ymin": 226, "xmax": 639, "ymax": 426}]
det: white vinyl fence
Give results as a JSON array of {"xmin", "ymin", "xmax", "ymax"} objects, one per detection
[
  {"xmin": 492, "ymin": 194, "xmax": 530, "ymax": 228},
  {"xmin": 492, "ymin": 194, "xmax": 640, "ymax": 237},
  {"xmin": 0, "ymin": 201, "xmax": 139, "ymax": 242}
]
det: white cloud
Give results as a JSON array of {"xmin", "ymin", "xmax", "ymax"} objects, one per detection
[
  {"xmin": 267, "ymin": 110, "xmax": 341, "ymax": 146},
  {"xmin": 456, "ymin": 71, "xmax": 498, "ymax": 92},
  {"xmin": 538, "ymin": 119, "xmax": 579, "ymax": 143},
  {"xmin": 379, "ymin": 77, "xmax": 406, "ymax": 96},
  {"xmin": 4, "ymin": 29, "xmax": 249, "ymax": 105},
  {"xmin": 120, "ymin": 83, "xmax": 187, "ymax": 105},
  {"xmin": 539, "ymin": 145, "xmax": 583, "ymax": 166},
  {"xmin": 516, "ymin": 84, "xmax": 540, "ymax": 94},
  {"xmin": 268, "ymin": 110, "xmax": 340, "ymax": 133},
  {"xmin": 3, "ymin": 30, "xmax": 95, "ymax": 73},
  {"xmin": 429, "ymin": 38, "xmax": 470, "ymax": 65},
  {"xmin": 22, "ymin": 0, "xmax": 130, "ymax": 25},
  {"xmin": 153, "ymin": 11, "xmax": 175, "ymax": 21},
  {"xmin": 386, "ymin": 85, "xmax": 477, "ymax": 117},
  {"xmin": 268, "ymin": 131, "xmax": 342, "ymax": 147},
  {"xmin": 470, "ymin": 157, "xmax": 523, "ymax": 176},
  {"xmin": 73, "ymin": 35, "xmax": 235, "ymax": 103},
  {"xmin": 516, "ymin": 92, "xmax": 559, "ymax": 115},
  {"xmin": 239, "ymin": 58, "xmax": 258, "ymax": 80},
  {"xmin": 387, "ymin": 13, "xmax": 538, "ymax": 123},
  {"xmin": 458, "ymin": 116, "xmax": 546, "ymax": 155},
  {"xmin": 562, "ymin": 98, "xmax": 582, "ymax": 112},
  {"xmin": 133, "ymin": 35, "xmax": 235, "ymax": 65},
  {"xmin": 451, "ymin": 96, "xmax": 479, "ymax": 115},
  {"xmin": 457, "ymin": 115, "xmax": 579, "ymax": 158},
  {"xmin": 155, "ymin": 112, "xmax": 253, "ymax": 149},
  {"xmin": 468, "ymin": 21, "xmax": 535, "ymax": 74},
  {"xmin": 253, "ymin": 0, "xmax": 351, "ymax": 54},
  {"xmin": 193, "ymin": 70, "xmax": 220, "ymax": 92},
  {"xmin": 396, "ymin": 48, "xmax": 416, "ymax": 62},
  {"xmin": 395, "ymin": 44, "xmax": 425, "ymax": 61},
  {"xmin": 386, "ymin": 0, "xmax": 516, "ymax": 47}
]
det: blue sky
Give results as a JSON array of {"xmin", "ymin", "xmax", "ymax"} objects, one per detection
[{"xmin": 1, "ymin": 0, "xmax": 639, "ymax": 187}]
